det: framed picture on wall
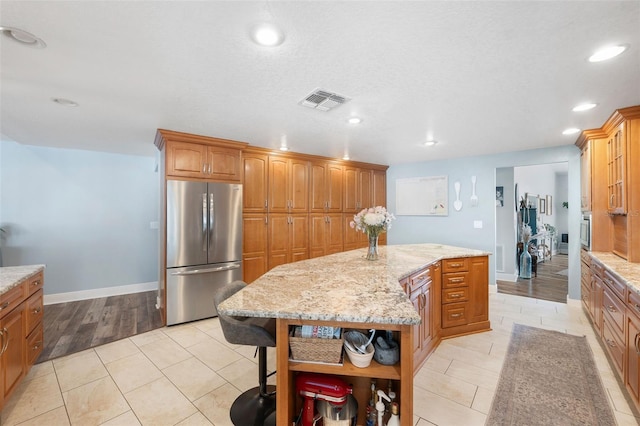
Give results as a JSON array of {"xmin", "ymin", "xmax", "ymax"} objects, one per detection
[
  {"xmin": 539, "ymin": 198, "xmax": 546, "ymax": 214},
  {"xmin": 496, "ymin": 186, "xmax": 504, "ymax": 207},
  {"xmin": 546, "ymin": 195, "xmax": 552, "ymax": 215}
]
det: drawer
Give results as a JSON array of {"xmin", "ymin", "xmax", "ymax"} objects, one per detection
[
  {"xmin": 580, "ymin": 263, "xmax": 591, "ymax": 286},
  {"xmin": 442, "ymin": 258, "xmax": 469, "ymax": 273},
  {"xmin": 25, "ymin": 289, "xmax": 44, "ymax": 335},
  {"xmin": 442, "ymin": 302, "xmax": 468, "ymax": 328},
  {"xmin": 580, "ymin": 249, "xmax": 591, "ymax": 266},
  {"xmin": 26, "ymin": 272, "xmax": 44, "ymax": 297},
  {"xmin": 603, "ymin": 270, "xmax": 627, "ymax": 301},
  {"xmin": 591, "ymin": 260, "xmax": 604, "ymax": 278},
  {"xmin": 26, "ymin": 322, "xmax": 43, "ymax": 366},
  {"xmin": 581, "ymin": 283, "xmax": 590, "ymax": 307},
  {"xmin": 408, "ymin": 267, "xmax": 431, "ymax": 294},
  {"xmin": 0, "ymin": 281, "xmax": 26, "ymax": 320},
  {"xmin": 602, "ymin": 318, "xmax": 624, "ymax": 377},
  {"xmin": 602, "ymin": 287, "xmax": 625, "ymax": 336},
  {"xmin": 442, "ymin": 287, "xmax": 469, "ymax": 304},
  {"xmin": 627, "ymin": 291, "xmax": 640, "ymax": 317},
  {"xmin": 442, "ymin": 272, "xmax": 469, "ymax": 289}
]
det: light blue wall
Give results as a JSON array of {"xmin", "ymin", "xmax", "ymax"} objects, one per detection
[
  {"xmin": 387, "ymin": 145, "xmax": 583, "ymax": 300},
  {"xmin": 0, "ymin": 141, "xmax": 159, "ymax": 295}
]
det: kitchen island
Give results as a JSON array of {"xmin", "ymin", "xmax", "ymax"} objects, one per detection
[
  {"xmin": 218, "ymin": 243, "xmax": 490, "ymax": 425},
  {"xmin": 0, "ymin": 265, "xmax": 45, "ymax": 411}
]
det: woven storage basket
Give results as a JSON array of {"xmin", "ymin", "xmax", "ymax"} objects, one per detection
[{"xmin": 289, "ymin": 328, "xmax": 344, "ymax": 364}]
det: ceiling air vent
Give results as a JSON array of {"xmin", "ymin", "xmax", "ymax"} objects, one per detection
[{"xmin": 299, "ymin": 89, "xmax": 350, "ymax": 112}]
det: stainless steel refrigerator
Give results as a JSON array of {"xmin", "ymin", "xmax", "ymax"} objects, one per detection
[{"xmin": 165, "ymin": 180, "xmax": 242, "ymax": 325}]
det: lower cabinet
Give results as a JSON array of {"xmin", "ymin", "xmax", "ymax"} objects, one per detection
[
  {"xmin": 267, "ymin": 214, "xmax": 309, "ymax": 270},
  {"xmin": 626, "ymin": 295, "xmax": 640, "ymax": 404},
  {"xmin": 0, "ymin": 271, "xmax": 44, "ymax": 411},
  {"xmin": 309, "ymin": 213, "xmax": 344, "ymax": 258}
]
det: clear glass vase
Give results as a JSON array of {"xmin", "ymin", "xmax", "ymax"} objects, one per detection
[
  {"xmin": 519, "ymin": 249, "xmax": 532, "ymax": 279},
  {"xmin": 366, "ymin": 232, "xmax": 379, "ymax": 261}
]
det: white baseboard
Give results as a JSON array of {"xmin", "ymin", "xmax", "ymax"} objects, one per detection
[
  {"xmin": 496, "ymin": 272, "xmax": 518, "ymax": 282},
  {"xmin": 44, "ymin": 281, "xmax": 158, "ymax": 305}
]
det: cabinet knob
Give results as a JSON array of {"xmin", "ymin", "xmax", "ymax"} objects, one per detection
[
  {"xmin": 0, "ymin": 302, "xmax": 9, "ymax": 311},
  {"xmin": 32, "ymin": 280, "xmax": 41, "ymax": 287}
]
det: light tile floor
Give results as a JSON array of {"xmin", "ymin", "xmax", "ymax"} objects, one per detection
[{"xmin": 2, "ymin": 290, "xmax": 639, "ymax": 426}]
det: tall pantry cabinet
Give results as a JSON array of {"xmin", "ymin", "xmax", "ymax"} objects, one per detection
[{"xmin": 241, "ymin": 147, "xmax": 388, "ymax": 283}]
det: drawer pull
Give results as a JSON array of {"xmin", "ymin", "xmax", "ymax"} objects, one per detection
[
  {"xmin": 449, "ymin": 293, "xmax": 463, "ymax": 298},
  {"xmin": 605, "ymin": 338, "xmax": 616, "ymax": 348},
  {"xmin": 449, "ymin": 278, "xmax": 464, "ymax": 283},
  {"xmin": 606, "ymin": 305, "xmax": 616, "ymax": 313},
  {"xmin": 450, "ymin": 313, "xmax": 463, "ymax": 318},
  {"xmin": 635, "ymin": 334, "xmax": 640, "ymax": 356},
  {"xmin": 0, "ymin": 302, "xmax": 9, "ymax": 311},
  {"xmin": 0, "ymin": 327, "xmax": 8, "ymax": 355},
  {"xmin": 32, "ymin": 280, "xmax": 41, "ymax": 287},
  {"xmin": 32, "ymin": 341, "xmax": 42, "ymax": 351},
  {"xmin": 449, "ymin": 263, "xmax": 463, "ymax": 268},
  {"xmin": 33, "ymin": 307, "xmax": 42, "ymax": 314}
]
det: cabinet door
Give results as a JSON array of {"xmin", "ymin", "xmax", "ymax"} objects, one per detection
[
  {"xmin": 358, "ymin": 169, "xmax": 372, "ymax": 210},
  {"xmin": 411, "ymin": 289, "xmax": 423, "ymax": 360},
  {"xmin": 431, "ymin": 262, "xmax": 442, "ymax": 338},
  {"xmin": 372, "ymin": 169, "xmax": 386, "ymax": 207},
  {"xmin": 422, "ymin": 280, "xmax": 433, "ymax": 350},
  {"xmin": 627, "ymin": 310, "xmax": 640, "ymax": 404},
  {"xmin": 343, "ymin": 166, "xmax": 358, "ymax": 212},
  {"xmin": 268, "ymin": 214, "xmax": 289, "ymax": 269},
  {"xmin": 206, "ymin": 146, "xmax": 241, "ymax": 182},
  {"xmin": 166, "ymin": 142, "xmax": 207, "ymax": 178},
  {"xmin": 326, "ymin": 214, "xmax": 344, "ymax": 255},
  {"xmin": 468, "ymin": 256, "xmax": 489, "ymax": 324},
  {"xmin": 268, "ymin": 158, "xmax": 289, "ymax": 213},
  {"xmin": 343, "ymin": 213, "xmax": 360, "ymax": 251},
  {"xmin": 581, "ymin": 142, "xmax": 592, "ymax": 211},
  {"xmin": 1, "ymin": 304, "xmax": 25, "ymax": 403},
  {"xmin": 243, "ymin": 153, "xmax": 268, "ymax": 212},
  {"xmin": 326, "ymin": 163, "xmax": 343, "ymax": 212},
  {"xmin": 290, "ymin": 214, "xmax": 309, "ymax": 263},
  {"xmin": 607, "ymin": 123, "xmax": 626, "ymax": 214},
  {"xmin": 310, "ymin": 162, "xmax": 328, "ymax": 213},
  {"xmin": 243, "ymin": 214, "xmax": 268, "ymax": 283},
  {"xmin": 309, "ymin": 214, "xmax": 327, "ymax": 258},
  {"xmin": 290, "ymin": 159, "xmax": 309, "ymax": 213}
]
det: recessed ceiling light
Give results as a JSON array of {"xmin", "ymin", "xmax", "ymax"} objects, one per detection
[
  {"xmin": 52, "ymin": 98, "xmax": 79, "ymax": 107},
  {"xmin": 342, "ymin": 154, "xmax": 350, "ymax": 160},
  {"xmin": 572, "ymin": 103, "xmax": 597, "ymax": 112},
  {"xmin": 347, "ymin": 117, "xmax": 362, "ymax": 125},
  {"xmin": 588, "ymin": 45, "xmax": 627, "ymax": 62},
  {"xmin": 562, "ymin": 128, "xmax": 580, "ymax": 135},
  {"xmin": 0, "ymin": 26, "xmax": 46, "ymax": 48},
  {"xmin": 251, "ymin": 23, "xmax": 284, "ymax": 47},
  {"xmin": 424, "ymin": 139, "xmax": 438, "ymax": 147},
  {"xmin": 279, "ymin": 146, "xmax": 289, "ymax": 151}
]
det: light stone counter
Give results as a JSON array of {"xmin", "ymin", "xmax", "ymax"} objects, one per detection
[
  {"xmin": 218, "ymin": 243, "xmax": 490, "ymax": 325},
  {"xmin": 0, "ymin": 265, "xmax": 45, "ymax": 296},
  {"xmin": 590, "ymin": 252, "xmax": 640, "ymax": 295}
]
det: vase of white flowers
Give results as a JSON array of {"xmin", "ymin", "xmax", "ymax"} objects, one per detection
[{"xmin": 350, "ymin": 206, "xmax": 395, "ymax": 260}]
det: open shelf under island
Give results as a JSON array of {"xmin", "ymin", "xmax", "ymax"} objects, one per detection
[{"xmin": 218, "ymin": 243, "xmax": 491, "ymax": 425}]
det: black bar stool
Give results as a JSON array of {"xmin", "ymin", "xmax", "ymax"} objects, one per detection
[{"xmin": 213, "ymin": 281, "xmax": 276, "ymax": 426}]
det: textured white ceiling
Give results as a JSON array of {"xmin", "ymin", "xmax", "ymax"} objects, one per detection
[{"xmin": 1, "ymin": 1, "xmax": 639, "ymax": 165}]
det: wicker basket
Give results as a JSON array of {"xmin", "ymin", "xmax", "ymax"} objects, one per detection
[{"xmin": 289, "ymin": 328, "xmax": 344, "ymax": 364}]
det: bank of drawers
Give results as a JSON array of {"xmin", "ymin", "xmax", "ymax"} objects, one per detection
[
  {"xmin": 600, "ymin": 264, "xmax": 627, "ymax": 377},
  {"xmin": 442, "ymin": 258, "xmax": 470, "ymax": 328}
]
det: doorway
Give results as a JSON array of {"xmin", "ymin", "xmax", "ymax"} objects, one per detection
[{"xmin": 495, "ymin": 163, "xmax": 569, "ymax": 303}]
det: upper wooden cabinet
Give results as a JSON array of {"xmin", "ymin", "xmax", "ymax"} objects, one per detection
[
  {"xmin": 310, "ymin": 161, "xmax": 343, "ymax": 213},
  {"xmin": 268, "ymin": 156, "xmax": 309, "ymax": 213},
  {"xmin": 373, "ymin": 169, "xmax": 387, "ymax": 207},
  {"xmin": 607, "ymin": 122, "xmax": 626, "ymax": 214},
  {"xmin": 243, "ymin": 152, "xmax": 269, "ymax": 212},
  {"xmin": 344, "ymin": 166, "xmax": 373, "ymax": 212},
  {"xmin": 155, "ymin": 129, "xmax": 247, "ymax": 182}
]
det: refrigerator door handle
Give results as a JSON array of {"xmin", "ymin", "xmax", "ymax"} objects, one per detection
[
  {"xmin": 209, "ymin": 194, "xmax": 215, "ymax": 257},
  {"xmin": 170, "ymin": 263, "xmax": 241, "ymax": 276},
  {"xmin": 202, "ymin": 193, "xmax": 208, "ymax": 252}
]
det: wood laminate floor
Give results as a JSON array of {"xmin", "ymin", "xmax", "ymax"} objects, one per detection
[
  {"xmin": 38, "ymin": 290, "xmax": 163, "ymax": 363},
  {"xmin": 496, "ymin": 253, "xmax": 569, "ymax": 303}
]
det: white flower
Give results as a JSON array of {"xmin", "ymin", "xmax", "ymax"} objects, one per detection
[{"xmin": 351, "ymin": 206, "xmax": 395, "ymax": 235}]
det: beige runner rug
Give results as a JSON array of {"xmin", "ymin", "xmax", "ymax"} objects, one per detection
[{"xmin": 486, "ymin": 324, "xmax": 616, "ymax": 426}]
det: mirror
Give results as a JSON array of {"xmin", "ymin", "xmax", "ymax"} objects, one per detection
[{"xmin": 524, "ymin": 193, "xmax": 539, "ymax": 209}]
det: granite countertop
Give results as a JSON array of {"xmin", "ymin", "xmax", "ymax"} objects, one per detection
[
  {"xmin": 0, "ymin": 265, "xmax": 46, "ymax": 296},
  {"xmin": 589, "ymin": 252, "xmax": 640, "ymax": 295},
  {"xmin": 218, "ymin": 243, "xmax": 490, "ymax": 326}
]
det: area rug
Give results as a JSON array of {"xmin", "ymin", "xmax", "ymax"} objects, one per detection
[{"xmin": 486, "ymin": 324, "xmax": 616, "ymax": 426}]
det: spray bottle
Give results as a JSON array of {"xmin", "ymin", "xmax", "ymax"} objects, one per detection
[{"xmin": 376, "ymin": 390, "xmax": 390, "ymax": 426}]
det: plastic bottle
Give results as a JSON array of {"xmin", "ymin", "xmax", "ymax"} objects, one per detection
[
  {"xmin": 365, "ymin": 381, "xmax": 376, "ymax": 426},
  {"xmin": 376, "ymin": 390, "xmax": 390, "ymax": 426},
  {"xmin": 386, "ymin": 402, "xmax": 400, "ymax": 426}
]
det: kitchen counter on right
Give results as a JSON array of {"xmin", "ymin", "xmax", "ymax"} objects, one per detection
[{"xmin": 589, "ymin": 251, "xmax": 640, "ymax": 295}]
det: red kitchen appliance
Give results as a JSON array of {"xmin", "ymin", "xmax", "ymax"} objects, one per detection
[{"xmin": 296, "ymin": 373, "xmax": 353, "ymax": 426}]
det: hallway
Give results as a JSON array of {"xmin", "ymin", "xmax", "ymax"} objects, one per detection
[{"xmin": 496, "ymin": 254, "xmax": 568, "ymax": 303}]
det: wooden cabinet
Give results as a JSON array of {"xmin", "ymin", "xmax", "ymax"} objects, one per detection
[
  {"xmin": 268, "ymin": 214, "xmax": 309, "ymax": 270},
  {"xmin": 164, "ymin": 140, "xmax": 243, "ymax": 181},
  {"xmin": 242, "ymin": 152, "xmax": 268, "ymax": 213},
  {"xmin": 440, "ymin": 256, "xmax": 490, "ymax": 337},
  {"xmin": 0, "ymin": 270, "xmax": 44, "ymax": 411},
  {"xmin": 344, "ymin": 166, "xmax": 372, "ymax": 212},
  {"xmin": 268, "ymin": 156, "xmax": 309, "ymax": 213},
  {"xmin": 373, "ymin": 169, "xmax": 386, "ymax": 208},
  {"xmin": 310, "ymin": 161, "xmax": 343, "ymax": 213},
  {"xmin": 242, "ymin": 214, "xmax": 268, "ymax": 284},
  {"xmin": 626, "ymin": 291, "xmax": 640, "ymax": 405},
  {"xmin": 607, "ymin": 122, "xmax": 626, "ymax": 214},
  {"xmin": 309, "ymin": 213, "xmax": 344, "ymax": 258},
  {"xmin": 580, "ymin": 140, "xmax": 592, "ymax": 211}
]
